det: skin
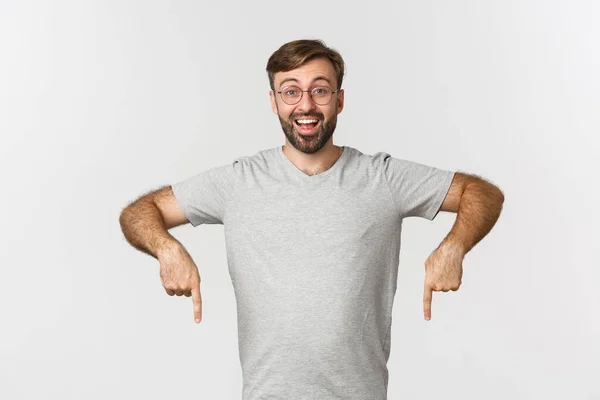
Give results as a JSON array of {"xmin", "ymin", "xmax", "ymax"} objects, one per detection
[
  {"xmin": 269, "ymin": 57, "xmax": 345, "ymax": 176},
  {"xmin": 267, "ymin": 58, "xmax": 505, "ymax": 321},
  {"xmin": 427, "ymin": 173, "xmax": 505, "ymax": 320},
  {"xmin": 119, "ymin": 193, "xmax": 203, "ymax": 322},
  {"xmin": 120, "ymin": 55, "xmax": 504, "ymax": 325}
]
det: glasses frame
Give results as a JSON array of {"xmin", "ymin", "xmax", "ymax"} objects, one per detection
[{"xmin": 276, "ymin": 85, "xmax": 341, "ymax": 106}]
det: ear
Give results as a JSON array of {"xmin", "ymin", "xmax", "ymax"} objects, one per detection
[
  {"xmin": 269, "ymin": 90, "xmax": 278, "ymax": 115},
  {"xmin": 336, "ymin": 89, "xmax": 345, "ymax": 115}
]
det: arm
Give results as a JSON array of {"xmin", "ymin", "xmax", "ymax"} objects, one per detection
[
  {"xmin": 119, "ymin": 186, "xmax": 203, "ymax": 323},
  {"xmin": 119, "ymin": 186, "xmax": 189, "ymax": 259},
  {"xmin": 438, "ymin": 172, "xmax": 505, "ymax": 254},
  {"xmin": 422, "ymin": 172, "xmax": 504, "ymax": 320}
]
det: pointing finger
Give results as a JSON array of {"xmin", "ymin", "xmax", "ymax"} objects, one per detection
[
  {"xmin": 192, "ymin": 284, "xmax": 203, "ymax": 324},
  {"xmin": 423, "ymin": 282, "xmax": 433, "ymax": 321}
]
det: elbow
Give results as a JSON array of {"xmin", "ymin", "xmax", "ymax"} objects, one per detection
[
  {"xmin": 119, "ymin": 201, "xmax": 140, "ymax": 228},
  {"xmin": 491, "ymin": 186, "xmax": 505, "ymax": 217},
  {"xmin": 487, "ymin": 184, "xmax": 504, "ymax": 201},
  {"xmin": 119, "ymin": 206, "xmax": 132, "ymax": 230},
  {"xmin": 494, "ymin": 185, "xmax": 505, "ymax": 204},
  {"xmin": 477, "ymin": 179, "xmax": 504, "ymax": 204}
]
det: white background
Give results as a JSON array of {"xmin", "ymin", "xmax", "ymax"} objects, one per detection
[{"xmin": 1, "ymin": 0, "xmax": 598, "ymax": 399}]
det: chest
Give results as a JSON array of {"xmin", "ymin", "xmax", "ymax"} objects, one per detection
[{"xmin": 224, "ymin": 183, "xmax": 398, "ymax": 259}]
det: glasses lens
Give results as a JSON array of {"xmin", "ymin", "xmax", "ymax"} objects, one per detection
[
  {"xmin": 281, "ymin": 86, "xmax": 302, "ymax": 105},
  {"xmin": 311, "ymin": 87, "xmax": 332, "ymax": 105}
]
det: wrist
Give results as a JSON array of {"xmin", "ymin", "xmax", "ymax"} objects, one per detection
[
  {"xmin": 440, "ymin": 235, "xmax": 468, "ymax": 257},
  {"xmin": 156, "ymin": 238, "xmax": 183, "ymax": 260}
]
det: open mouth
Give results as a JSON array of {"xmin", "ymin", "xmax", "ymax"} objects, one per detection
[{"xmin": 294, "ymin": 118, "xmax": 320, "ymax": 135}]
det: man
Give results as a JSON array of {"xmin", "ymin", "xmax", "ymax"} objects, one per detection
[{"xmin": 119, "ymin": 39, "xmax": 504, "ymax": 399}]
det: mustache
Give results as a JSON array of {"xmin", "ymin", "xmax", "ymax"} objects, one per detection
[{"xmin": 290, "ymin": 111, "xmax": 324, "ymax": 120}]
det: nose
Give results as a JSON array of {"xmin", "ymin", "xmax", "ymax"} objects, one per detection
[{"xmin": 296, "ymin": 90, "xmax": 318, "ymax": 113}]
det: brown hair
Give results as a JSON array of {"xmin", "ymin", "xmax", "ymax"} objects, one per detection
[{"xmin": 266, "ymin": 39, "xmax": 345, "ymax": 91}]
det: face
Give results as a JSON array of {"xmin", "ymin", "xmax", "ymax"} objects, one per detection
[{"xmin": 269, "ymin": 57, "xmax": 344, "ymax": 154}]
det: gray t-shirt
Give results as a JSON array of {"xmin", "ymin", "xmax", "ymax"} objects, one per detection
[{"xmin": 171, "ymin": 145, "xmax": 455, "ymax": 400}]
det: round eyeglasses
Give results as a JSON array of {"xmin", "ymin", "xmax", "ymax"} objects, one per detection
[{"xmin": 276, "ymin": 85, "xmax": 339, "ymax": 106}]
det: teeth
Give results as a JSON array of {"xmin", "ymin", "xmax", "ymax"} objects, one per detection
[{"xmin": 296, "ymin": 119, "xmax": 318, "ymax": 124}]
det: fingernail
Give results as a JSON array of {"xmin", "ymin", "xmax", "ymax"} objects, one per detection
[{"xmin": 195, "ymin": 318, "xmax": 200, "ymax": 323}]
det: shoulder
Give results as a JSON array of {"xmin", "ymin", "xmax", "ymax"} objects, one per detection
[
  {"xmin": 341, "ymin": 146, "xmax": 392, "ymax": 167},
  {"xmin": 347, "ymin": 147, "xmax": 414, "ymax": 173},
  {"xmin": 228, "ymin": 146, "xmax": 280, "ymax": 175}
]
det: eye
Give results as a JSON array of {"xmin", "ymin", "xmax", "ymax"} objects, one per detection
[
  {"xmin": 312, "ymin": 87, "xmax": 330, "ymax": 95},
  {"xmin": 285, "ymin": 89, "xmax": 297, "ymax": 96}
]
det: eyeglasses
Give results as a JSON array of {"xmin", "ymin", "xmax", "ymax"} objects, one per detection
[{"xmin": 276, "ymin": 85, "xmax": 340, "ymax": 106}]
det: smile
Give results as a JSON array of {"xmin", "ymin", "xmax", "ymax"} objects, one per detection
[{"xmin": 294, "ymin": 119, "xmax": 320, "ymax": 134}]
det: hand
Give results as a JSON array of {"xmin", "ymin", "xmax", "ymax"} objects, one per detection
[
  {"xmin": 158, "ymin": 244, "xmax": 203, "ymax": 323},
  {"xmin": 423, "ymin": 242, "xmax": 465, "ymax": 321}
]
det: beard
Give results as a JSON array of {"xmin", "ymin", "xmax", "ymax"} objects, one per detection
[{"xmin": 278, "ymin": 110, "xmax": 337, "ymax": 155}]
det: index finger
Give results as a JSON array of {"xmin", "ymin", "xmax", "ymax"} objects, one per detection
[
  {"xmin": 423, "ymin": 282, "xmax": 433, "ymax": 321},
  {"xmin": 192, "ymin": 284, "xmax": 203, "ymax": 323}
]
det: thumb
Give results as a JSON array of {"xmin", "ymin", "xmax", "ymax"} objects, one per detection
[{"xmin": 191, "ymin": 283, "xmax": 203, "ymax": 323}]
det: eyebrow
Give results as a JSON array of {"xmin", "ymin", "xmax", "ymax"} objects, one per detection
[{"xmin": 279, "ymin": 76, "xmax": 332, "ymax": 88}]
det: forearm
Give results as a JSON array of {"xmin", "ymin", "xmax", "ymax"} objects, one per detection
[
  {"xmin": 119, "ymin": 199, "xmax": 181, "ymax": 259},
  {"xmin": 441, "ymin": 182, "xmax": 504, "ymax": 255}
]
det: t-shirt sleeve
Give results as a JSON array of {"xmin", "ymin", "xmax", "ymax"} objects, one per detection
[
  {"xmin": 379, "ymin": 153, "xmax": 455, "ymax": 220},
  {"xmin": 171, "ymin": 160, "xmax": 239, "ymax": 226}
]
